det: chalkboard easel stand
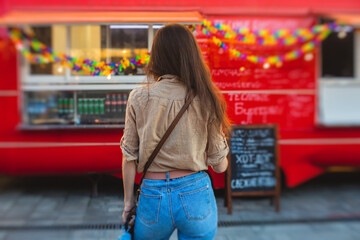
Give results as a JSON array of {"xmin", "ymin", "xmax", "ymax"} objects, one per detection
[
  {"xmin": 224, "ymin": 179, "xmax": 281, "ymax": 214},
  {"xmin": 224, "ymin": 124, "xmax": 281, "ymax": 214}
]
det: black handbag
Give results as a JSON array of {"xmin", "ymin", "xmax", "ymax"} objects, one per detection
[{"xmin": 123, "ymin": 92, "xmax": 195, "ymax": 239}]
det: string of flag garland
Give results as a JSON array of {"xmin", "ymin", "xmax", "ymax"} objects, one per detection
[
  {"xmin": 197, "ymin": 24, "xmax": 330, "ymax": 67},
  {"xmin": 7, "ymin": 19, "xmax": 353, "ymax": 75},
  {"xmin": 8, "ymin": 28, "xmax": 150, "ymax": 76},
  {"xmin": 191, "ymin": 20, "xmax": 352, "ymax": 68},
  {"xmin": 198, "ymin": 20, "xmax": 350, "ymax": 46}
]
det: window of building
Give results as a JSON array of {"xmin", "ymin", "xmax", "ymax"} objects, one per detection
[
  {"xmin": 321, "ymin": 18, "xmax": 355, "ymax": 78},
  {"xmin": 29, "ymin": 24, "xmax": 152, "ymax": 77},
  {"xmin": 321, "ymin": 29, "xmax": 354, "ymax": 78},
  {"xmin": 30, "ymin": 26, "xmax": 66, "ymax": 75},
  {"xmin": 70, "ymin": 25, "xmax": 103, "ymax": 76},
  {"xmin": 319, "ymin": 18, "xmax": 360, "ymax": 126},
  {"xmin": 106, "ymin": 25, "xmax": 148, "ymax": 75}
]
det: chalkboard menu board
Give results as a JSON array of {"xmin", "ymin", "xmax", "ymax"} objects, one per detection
[
  {"xmin": 225, "ymin": 124, "xmax": 281, "ymax": 214},
  {"xmin": 230, "ymin": 127, "xmax": 277, "ymax": 192}
]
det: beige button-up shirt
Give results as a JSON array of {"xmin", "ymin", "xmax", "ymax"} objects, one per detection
[{"xmin": 120, "ymin": 74, "xmax": 229, "ymax": 173}]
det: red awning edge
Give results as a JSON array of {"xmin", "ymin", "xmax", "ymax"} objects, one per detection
[{"xmin": 0, "ymin": 11, "xmax": 204, "ymax": 25}]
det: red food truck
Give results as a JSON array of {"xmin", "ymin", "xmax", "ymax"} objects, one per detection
[{"xmin": 0, "ymin": 0, "xmax": 360, "ymax": 191}]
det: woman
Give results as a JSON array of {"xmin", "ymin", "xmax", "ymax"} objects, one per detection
[{"xmin": 120, "ymin": 23, "xmax": 230, "ymax": 240}]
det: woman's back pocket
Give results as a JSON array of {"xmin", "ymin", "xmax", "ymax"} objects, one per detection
[
  {"xmin": 179, "ymin": 185, "xmax": 211, "ymax": 220},
  {"xmin": 138, "ymin": 192, "xmax": 162, "ymax": 225}
]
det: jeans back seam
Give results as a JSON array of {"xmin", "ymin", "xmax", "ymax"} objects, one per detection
[{"xmin": 168, "ymin": 191, "xmax": 176, "ymax": 227}]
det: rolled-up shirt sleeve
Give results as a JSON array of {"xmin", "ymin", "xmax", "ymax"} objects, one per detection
[
  {"xmin": 120, "ymin": 90, "xmax": 139, "ymax": 163},
  {"xmin": 206, "ymin": 118, "xmax": 229, "ymax": 166}
]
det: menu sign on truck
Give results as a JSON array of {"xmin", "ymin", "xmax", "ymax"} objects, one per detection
[{"xmin": 225, "ymin": 124, "xmax": 281, "ymax": 214}]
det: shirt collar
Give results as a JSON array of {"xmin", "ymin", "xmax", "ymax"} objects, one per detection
[{"xmin": 157, "ymin": 74, "xmax": 180, "ymax": 82}]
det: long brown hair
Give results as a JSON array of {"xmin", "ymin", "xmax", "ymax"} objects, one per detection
[{"xmin": 145, "ymin": 23, "xmax": 231, "ymax": 135}]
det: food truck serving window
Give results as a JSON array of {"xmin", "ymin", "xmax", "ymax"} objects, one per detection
[
  {"xmin": 319, "ymin": 17, "xmax": 360, "ymax": 126},
  {"xmin": 30, "ymin": 25, "xmax": 150, "ymax": 76},
  {"xmin": 321, "ymin": 27, "xmax": 354, "ymax": 78},
  {"xmin": 9, "ymin": 11, "xmax": 203, "ymax": 130},
  {"xmin": 19, "ymin": 24, "xmax": 159, "ymax": 130}
]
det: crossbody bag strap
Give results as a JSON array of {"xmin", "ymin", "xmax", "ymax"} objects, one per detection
[{"xmin": 136, "ymin": 92, "xmax": 195, "ymax": 200}]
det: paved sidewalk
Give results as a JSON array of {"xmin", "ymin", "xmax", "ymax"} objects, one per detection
[
  {"xmin": 215, "ymin": 221, "xmax": 360, "ymax": 240},
  {"xmin": 0, "ymin": 221, "xmax": 359, "ymax": 240},
  {"xmin": 0, "ymin": 172, "xmax": 359, "ymax": 239}
]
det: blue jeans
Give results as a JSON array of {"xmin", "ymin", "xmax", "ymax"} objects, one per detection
[{"xmin": 134, "ymin": 171, "xmax": 217, "ymax": 240}]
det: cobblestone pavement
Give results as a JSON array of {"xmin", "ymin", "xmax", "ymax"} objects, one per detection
[{"xmin": 0, "ymin": 172, "xmax": 359, "ymax": 239}]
